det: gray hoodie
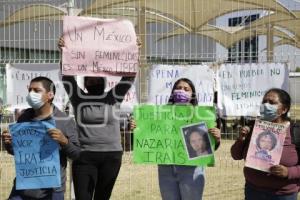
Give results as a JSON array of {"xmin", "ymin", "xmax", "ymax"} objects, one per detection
[{"xmin": 62, "ymin": 75, "xmax": 134, "ymax": 152}]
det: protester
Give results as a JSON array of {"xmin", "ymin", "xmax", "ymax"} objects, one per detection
[
  {"xmin": 58, "ymin": 37, "xmax": 139, "ymax": 200},
  {"xmin": 158, "ymin": 78, "xmax": 220, "ymax": 200},
  {"xmin": 231, "ymin": 88, "xmax": 300, "ymax": 200},
  {"xmin": 2, "ymin": 76, "xmax": 80, "ymax": 200},
  {"xmin": 130, "ymin": 78, "xmax": 221, "ymax": 200},
  {"xmin": 186, "ymin": 127, "xmax": 212, "ymax": 158}
]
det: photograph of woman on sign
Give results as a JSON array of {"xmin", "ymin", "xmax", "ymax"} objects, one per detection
[
  {"xmin": 182, "ymin": 123, "xmax": 213, "ymax": 159},
  {"xmin": 255, "ymin": 131, "xmax": 277, "ymax": 161}
]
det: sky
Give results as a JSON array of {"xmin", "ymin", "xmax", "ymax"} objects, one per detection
[{"xmin": 279, "ymin": 0, "xmax": 300, "ymax": 10}]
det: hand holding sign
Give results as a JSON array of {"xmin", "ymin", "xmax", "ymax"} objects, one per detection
[
  {"xmin": 62, "ymin": 16, "xmax": 139, "ymax": 77},
  {"xmin": 129, "ymin": 118, "xmax": 137, "ymax": 131},
  {"xmin": 238, "ymin": 126, "xmax": 251, "ymax": 141},
  {"xmin": 58, "ymin": 36, "xmax": 64, "ymax": 51},
  {"xmin": 2, "ymin": 129, "xmax": 12, "ymax": 145},
  {"xmin": 269, "ymin": 165, "xmax": 288, "ymax": 178},
  {"xmin": 208, "ymin": 128, "xmax": 221, "ymax": 144},
  {"xmin": 48, "ymin": 128, "xmax": 68, "ymax": 146}
]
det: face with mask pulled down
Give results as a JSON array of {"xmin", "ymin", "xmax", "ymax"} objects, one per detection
[
  {"xmin": 84, "ymin": 77, "xmax": 105, "ymax": 95},
  {"xmin": 26, "ymin": 82, "xmax": 54, "ymax": 110},
  {"xmin": 260, "ymin": 91, "xmax": 288, "ymax": 122}
]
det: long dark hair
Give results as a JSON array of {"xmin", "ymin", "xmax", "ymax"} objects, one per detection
[
  {"xmin": 186, "ymin": 127, "xmax": 212, "ymax": 157},
  {"xmin": 264, "ymin": 88, "xmax": 291, "ymax": 121},
  {"xmin": 168, "ymin": 78, "xmax": 198, "ymax": 106}
]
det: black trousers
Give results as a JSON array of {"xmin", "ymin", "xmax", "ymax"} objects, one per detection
[{"xmin": 72, "ymin": 151, "xmax": 122, "ymax": 200}]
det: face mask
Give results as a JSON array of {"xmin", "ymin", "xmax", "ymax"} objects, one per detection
[
  {"xmin": 86, "ymin": 84, "xmax": 104, "ymax": 95},
  {"xmin": 26, "ymin": 91, "xmax": 45, "ymax": 110},
  {"xmin": 172, "ymin": 89, "xmax": 192, "ymax": 103},
  {"xmin": 260, "ymin": 103, "xmax": 278, "ymax": 121}
]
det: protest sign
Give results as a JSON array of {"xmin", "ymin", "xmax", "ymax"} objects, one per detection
[
  {"xmin": 181, "ymin": 122, "xmax": 213, "ymax": 159},
  {"xmin": 6, "ymin": 63, "xmax": 66, "ymax": 111},
  {"xmin": 106, "ymin": 76, "xmax": 137, "ymax": 111},
  {"xmin": 9, "ymin": 120, "xmax": 61, "ymax": 189},
  {"xmin": 217, "ymin": 63, "xmax": 289, "ymax": 116},
  {"xmin": 62, "ymin": 16, "xmax": 138, "ymax": 77},
  {"xmin": 148, "ymin": 65, "xmax": 214, "ymax": 106},
  {"xmin": 245, "ymin": 120, "xmax": 289, "ymax": 172},
  {"xmin": 133, "ymin": 105, "xmax": 216, "ymax": 166}
]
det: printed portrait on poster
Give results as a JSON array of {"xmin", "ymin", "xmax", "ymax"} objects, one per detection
[{"xmin": 181, "ymin": 122, "xmax": 213, "ymax": 159}]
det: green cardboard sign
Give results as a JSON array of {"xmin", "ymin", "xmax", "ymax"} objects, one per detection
[{"xmin": 133, "ymin": 105, "xmax": 216, "ymax": 166}]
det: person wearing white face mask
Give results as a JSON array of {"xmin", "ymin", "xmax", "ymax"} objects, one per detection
[
  {"xmin": 231, "ymin": 88, "xmax": 300, "ymax": 200},
  {"xmin": 1, "ymin": 76, "xmax": 81, "ymax": 200},
  {"xmin": 26, "ymin": 91, "xmax": 46, "ymax": 109}
]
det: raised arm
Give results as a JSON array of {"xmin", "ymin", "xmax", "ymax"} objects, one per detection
[
  {"xmin": 108, "ymin": 37, "xmax": 141, "ymax": 103},
  {"xmin": 108, "ymin": 76, "xmax": 136, "ymax": 103},
  {"xmin": 62, "ymin": 75, "xmax": 84, "ymax": 104},
  {"xmin": 231, "ymin": 126, "xmax": 251, "ymax": 160},
  {"xmin": 58, "ymin": 36, "xmax": 84, "ymax": 104}
]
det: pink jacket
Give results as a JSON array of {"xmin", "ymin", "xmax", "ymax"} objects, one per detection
[{"xmin": 231, "ymin": 129, "xmax": 300, "ymax": 195}]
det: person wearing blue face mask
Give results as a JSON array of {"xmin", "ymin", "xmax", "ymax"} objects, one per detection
[
  {"xmin": 260, "ymin": 101, "xmax": 280, "ymax": 122},
  {"xmin": 1, "ymin": 76, "xmax": 81, "ymax": 200},
  {"xmin": 231, "ymin": 88, "xmax": 300, "ymax": 200}
]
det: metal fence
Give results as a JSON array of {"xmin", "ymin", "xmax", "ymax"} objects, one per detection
[{"xmin": 1, "ymin": 0, "xmax": 300, "ymax": 199}]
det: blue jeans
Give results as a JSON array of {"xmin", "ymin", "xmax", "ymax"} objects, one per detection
[
  {"xmin": 158, "ymin": 165, "xmax": 205, "ymax": 200},
  {"xmin": 9, "ymin": 191, "xmax": 64, "ymax": 200},
  {"xmin": 245, "ymin": 183, "xmax": 298, "ymax": 200}
]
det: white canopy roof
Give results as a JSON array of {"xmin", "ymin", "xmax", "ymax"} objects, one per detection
[{"xmin": 0, "ymin": 0, "xmax": 298, "ymax": 49}]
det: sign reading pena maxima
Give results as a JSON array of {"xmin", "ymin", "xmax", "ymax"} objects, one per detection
[
  {"xmin": 10, "ymin": 120, "xmax": 61, "ymax": 190},
  {"xmin": 148, "ymin": 65, "xmax": 214, "ymax": 106},
  {"xmin": 62, "ymin": 16, "xmax": 138, "ymax": 77},
  {"xmin": 217, "ymin": 63, "xmax": 289, "ymax": 117}
]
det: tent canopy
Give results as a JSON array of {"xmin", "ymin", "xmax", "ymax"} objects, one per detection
[
  {"xmin": 0, "ymin": 0, "xmax": 299, "ymax": 50},
  {"xmin": 81, "ymin": 0, "xmax": 296, "ymax": 30}
]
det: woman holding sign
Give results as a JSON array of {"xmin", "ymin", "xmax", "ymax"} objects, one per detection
[
  {"xmin": 158, "ymin": 78, "xmax": 220, "ymax": 200},
  {"xmin": 231, "ymin": 88, "xmax": 300, "ymax": 200},
  {"xmin": 59, "ymin": 37, "xmax": 139, "ymax": 200}
]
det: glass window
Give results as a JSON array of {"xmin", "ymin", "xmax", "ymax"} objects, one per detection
[{"xmin": 228, "ymin": 14, "xmax": 259, "ymax": 63}]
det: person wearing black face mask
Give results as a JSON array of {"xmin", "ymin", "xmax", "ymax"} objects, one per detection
[
  {"xmin": 59, "ymin": 37, "xmax": 138, "ymax": 200},
  {"xmin": 84, "ymin": 77, "xmax": 106, "ymax": 95}
]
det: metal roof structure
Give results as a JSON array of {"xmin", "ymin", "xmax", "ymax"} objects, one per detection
[{"xmin": 0, "ymin": 0, "xmax": 299, "ymax": 62}]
